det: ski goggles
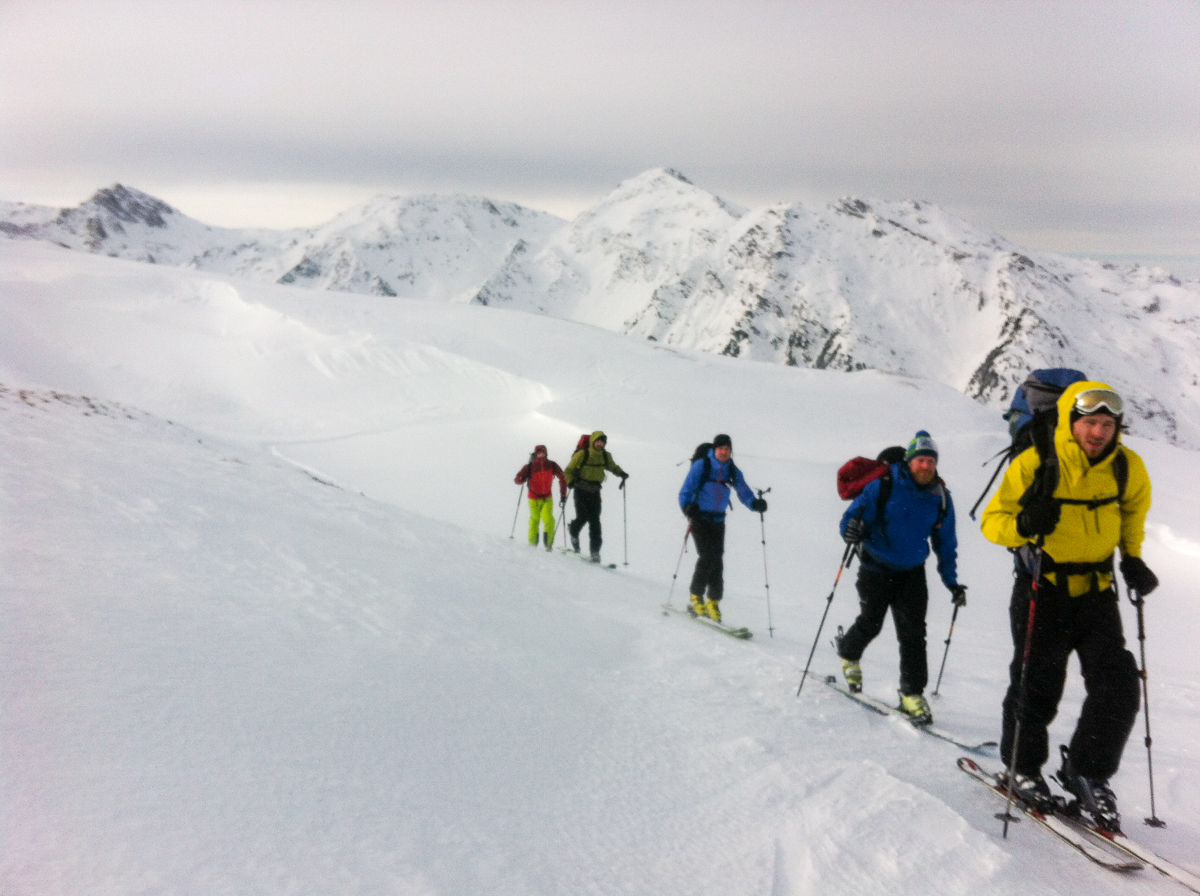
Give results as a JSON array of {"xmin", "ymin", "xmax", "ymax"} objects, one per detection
[{"xmin": 1073, "ymin": 388, "xmax": 1124, "ymax": 417}]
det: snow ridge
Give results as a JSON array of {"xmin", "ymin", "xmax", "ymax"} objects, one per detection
[{"xmin": 4, "ymin": 172, "xmax": 1198, "ymax": 446}]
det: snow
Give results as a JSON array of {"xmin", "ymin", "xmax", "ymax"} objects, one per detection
[
  {"xmin": 7, "ymin": 174, "xmax": 1200, "ymax": 449},
  {"xmin": 2, "ymin": 239, "xmax": 1199, "ymax": 894}
]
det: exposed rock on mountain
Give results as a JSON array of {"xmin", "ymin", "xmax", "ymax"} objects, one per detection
[{"xmin": 4, "ymin": 172, "xmax": 1198, "ymax": 447}]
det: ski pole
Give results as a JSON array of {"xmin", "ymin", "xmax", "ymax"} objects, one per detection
[
  {"xmin": 757, "ymin": 487, "xmax": 774, "ymax": 638},
  {"xmin": 510, "ymin": 451, "xmax": 534, "ymax": 539},
  {"xmin": 796, "ymin": 539, "xmax": 858, "ymax": 696},
  {"xmin": 999, "ymin": 540, "xmax": 1043, "ymax": 837},
  {"xmin": 931, "ymin": 601, "xmax": 961, "ymax": 697},
  {"xmin": 509, "ymin": 481, "xmax": 527, "ymax": 539},
  {"xmin": 553, "ymin": 499, "xmax": 567, "ymax": 550},
  {"xmin": 621, "ymin": 476, "xmax": 628, "ymax": 567},
  {"xmin": 666, "ymin": 525, "xmax": 692, "ymax": 607},
  {"xmin": 1127, "ymin": 582, "xmax": 1166, "ymax": 827}
]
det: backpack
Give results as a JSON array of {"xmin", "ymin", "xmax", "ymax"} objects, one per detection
[
  {"xmin": 968, "ymin": 368, "xmax": 1128, "ymax": 519},
  {"xmin": 689, "ymin": 442, "xmax": 740, "ymax": 489},
  {"xmin": 837, "ymin": 446, "xmax": 947, "ymax": 535}
]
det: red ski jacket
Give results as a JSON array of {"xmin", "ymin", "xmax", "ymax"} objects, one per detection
[{"xmin": 515, "ymin": 453, "xmax": 567, "ymax": 500}]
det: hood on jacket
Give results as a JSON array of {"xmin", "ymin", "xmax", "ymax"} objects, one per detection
[
  {"xmin": 590, "ymin": 430, "xmax": 607, "ymax": 449},
  {"xmin": 1055, "ymin": 380, "xmax": 1123, "ymax": 463}
]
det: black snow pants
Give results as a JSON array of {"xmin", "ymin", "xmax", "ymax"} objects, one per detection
[
  {"xmin": 837, "ymin": 561, "xmax": 929, "ymax": 696},
  {"xmin": 569, "ymin": 485, "xmax": 603, "ymax": 554},
  {"xmin": 1001, "ymin": 574, "xmax": 1141, "ymax": 781},
  {"xmin": 688, "ymin": 517, "xmax": 726, "ymax": 603}
]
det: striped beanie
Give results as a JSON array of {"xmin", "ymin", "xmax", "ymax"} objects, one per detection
[{"xmin": 905, "ymin": 430, "xmax": 938, "ymax": 461}]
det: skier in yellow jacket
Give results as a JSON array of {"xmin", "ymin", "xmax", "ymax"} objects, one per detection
[{"xmin": 981, "ymin": 380, "xmax": 1157, "ymax": 833}]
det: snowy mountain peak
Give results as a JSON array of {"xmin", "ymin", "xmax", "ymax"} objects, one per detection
[
  {"xmin": 3, "ymin": 173, "xmax": 1198, "ymax": 447},
  {"xmin": 77, "ymin": 184, "xmax": 178, "ymax": 229}
]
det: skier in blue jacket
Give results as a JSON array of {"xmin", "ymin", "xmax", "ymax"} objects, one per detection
[
  {"xmin": 678, "ymin": 434, "xmax": 767, "ymax": 622},
  {"xmin": 836, "ymin": 431, "xmax": 967, "ymax": 723}
]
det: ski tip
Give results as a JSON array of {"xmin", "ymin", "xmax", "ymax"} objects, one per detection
[{"xmin": 825, "ymin": 674, "xmax": 836, "ymax": 684}]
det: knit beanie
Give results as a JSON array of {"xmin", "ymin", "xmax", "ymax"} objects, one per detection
[
  {"xmin": 713, "ymin": 433, "xmax": 732, "ymax": 450},
  {"xmin": 905, "ymin": 430, "xmax": 938, "ymax": 461}
]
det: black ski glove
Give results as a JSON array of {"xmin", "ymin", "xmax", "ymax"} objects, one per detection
[
  {"xmin": 559, "ymin": 496, "xmax": 567, "ymax": 508},
  {"xmin": 1016, "ymin": 500, "xmax": 1061, "ymax": 539},
  {"xmin": 842, "ymin": 517, "xmax": 865, "ymax": 545},
  {"xmin": 751, "ymin": 498, "xmax": 767, "ymax": 513},
  {"xmin": 1120, "ymin": 555, "xmax": 1159, "ymax": 596},
  {"xmin": 683, "ymin": 502, "xmax": 700, "ymax": 520},
  {"xmin": 950, "ymin": 585, "xmax": 968, "ymax": 607}
]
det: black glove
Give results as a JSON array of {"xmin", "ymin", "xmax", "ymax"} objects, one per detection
[
  {"xmin": 1016, "ymin": 500, "xmax": 1061, "ymax": 539},
  {"xmin": 950, "ymin": 585, "xmax": 968, "ymax": 607},
  {"xmin": 843, "ymin": 517, "xmax": 865, "ymax": 545},
  {"xmin": 1120, "ymin": 555, "xmax": 1159, "ymax": 596},
  {"xmin": 559, "ymin": 496, "xmax": 567, "ymax": 508},
  {"xmin": 751, "ymin": 498, "xmax": 767, "ymax": 513},
  {"xmin": 683, "ymin": 502, "xmax": 700, "ymax": 520}
]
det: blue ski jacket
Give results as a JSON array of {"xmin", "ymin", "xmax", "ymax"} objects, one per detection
[
  {"xmin": 679, "ymin": 450, "xmax": 757, "ymax": 522},
  {"xmin": 839, "ymin": 463, "xmax": 959, "ymax": 589}
]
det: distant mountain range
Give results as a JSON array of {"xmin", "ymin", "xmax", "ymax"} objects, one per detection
[{"xmin": 4, "ymin": 170, "xmax": 1198, "ymax": 448}]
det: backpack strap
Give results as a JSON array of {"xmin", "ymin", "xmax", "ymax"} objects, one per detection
[
  {"xmin": 873, "ymin": 470, "xmax": 948, "ymax": 539},
  {"xmin": 700, "ymin": 453, "xmax": 738, "ymax": 487}
]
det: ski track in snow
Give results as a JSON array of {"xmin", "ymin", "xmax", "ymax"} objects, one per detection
[{"xmin": 2, "ymin": 240, "xmax": 1199, "ymax": 895}]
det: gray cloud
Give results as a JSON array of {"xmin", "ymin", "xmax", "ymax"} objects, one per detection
[{"xmin": 2, "ymin": 0, "xmax": 1197, "ymax": 257}]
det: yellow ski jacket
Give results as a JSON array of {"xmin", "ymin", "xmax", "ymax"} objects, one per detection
[
  {"xmin": 565, "ymin": 430, "xmax": 627, "ymax": 489},
  {"xmin": 980, "ymin": 380, "xmax": 1152, "ymax": 596}
]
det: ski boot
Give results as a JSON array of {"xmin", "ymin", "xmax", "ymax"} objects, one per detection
[
  {"xmin": 703, "ymin": 599, "xmax": 721, "ymax": 622},
  {"xmin": 840, "ymin": 658, "xmax": 863, "ymax": 693},
  {"xmin": 996, "ymin": 770, "xmax": 1058, "ymax": 813},
  {"xmin": 543, "ymin": 532, "xmax": 553, "ymax": 551},
  {"xmin": 834, "ymin": 626, "xmax": 862, "ymax": 693},
  {"xmin": 688, "ymin": 594, "xmax": 706, "ymax": 617},
  {"xmin": 1057, "ymin": 745, "xmax": 1121, "ymax": 833},
  {"xmin": 898, "ymin": 692, "xmax": 933, "ymax": 725},
  {"xmin": 589, "ymin": 551, "xmax": 602, "ymax": 564},
  {"xmin": 570, "ymin": 532, "xmax": 581, "ymax": 553}
]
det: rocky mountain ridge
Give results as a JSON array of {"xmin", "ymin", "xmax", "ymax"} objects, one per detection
[{"xmin": 4, "ymin": 172, "xmax": 1198, "ymax": 447}]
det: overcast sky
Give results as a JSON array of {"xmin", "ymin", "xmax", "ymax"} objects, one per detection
[{"xmin": 2, "ymin": 0, "xmax": 1197, "ymax": 262}]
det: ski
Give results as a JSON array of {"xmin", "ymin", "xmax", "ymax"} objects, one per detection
[
  {"xmin": 661, "ymin": 604, "xmax": 752, "ymax": 639},
  {"xmin": 958, "ymin": 757, "xmax": 1143, "ymax": 872},
  {"xmin": 558, "ymin": 549, "xmax": 616, "ymax": 569},
  {"xmin": 1068, "ymin": 816, "xmax": 1200, "ymax": 893},
  {"xmin": 822, "ymin": 675, "xmax": 997, "ymax": 754}
]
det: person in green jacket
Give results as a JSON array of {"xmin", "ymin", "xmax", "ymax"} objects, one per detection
[{"xmin": 564, "ymin": 431, "xmax": 628, "ymax": 563}]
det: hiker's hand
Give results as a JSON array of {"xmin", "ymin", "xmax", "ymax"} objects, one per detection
[
  {"xmin": 1120, "ymin": 556, "xmax": 1159, "ymax": 596},
  {"xmin": 1016, "ymin": 501, "xmax": 1060, "ymax": 538},
  {"xmin": 683, "ymin": 502, "xmax": 699, "ymax": 520},
  {"xmin": 842, "ymin": 518, "xmax": 865, "ymax": 544},
  {"xmin": 951, "ymin": 585, "xmax": 968, "ymax": 607},
  {"xmin": 560, "ymin": 496, "xmax": 567, "ymax": 508},
  {"xmin": 751, "ymin": 498, "xmax": 767, "ymax": 513}
]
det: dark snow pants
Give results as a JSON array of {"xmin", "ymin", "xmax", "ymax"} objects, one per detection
[
  {"xmin": 688, "ymin": 517, "xmax": 725, "ymax": 603},
  {"xmin": 569, "ymin": 486, "xmax": 602, "ymax": 554},
  {"xmin": 1001, "ymin": 575, "xmax": 1140, "ymax": 781},
  {"xmin": 838, "ymin": 562, "xmax": 929, "ymax": 696}
]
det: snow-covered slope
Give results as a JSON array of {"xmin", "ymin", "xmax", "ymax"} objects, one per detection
[
  {"xmin": 4, "ymin": 173, "xmax": 1199, "ymax": 448},
  {"xmin": 0, "ymin": 184, "xmax": 565, "ymax": 301},
  {"xmin": 2, "ymin": 240, "xmax": 1199, "ymax": 894},
  {"xmin": 477, "ymin": 169, "xmax": 1200, "ymax": 449}
]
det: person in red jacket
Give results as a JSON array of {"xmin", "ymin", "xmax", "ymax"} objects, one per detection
[{"xmin": 515, "ymin": 445, "xmax": 568, "ymax": 550}]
